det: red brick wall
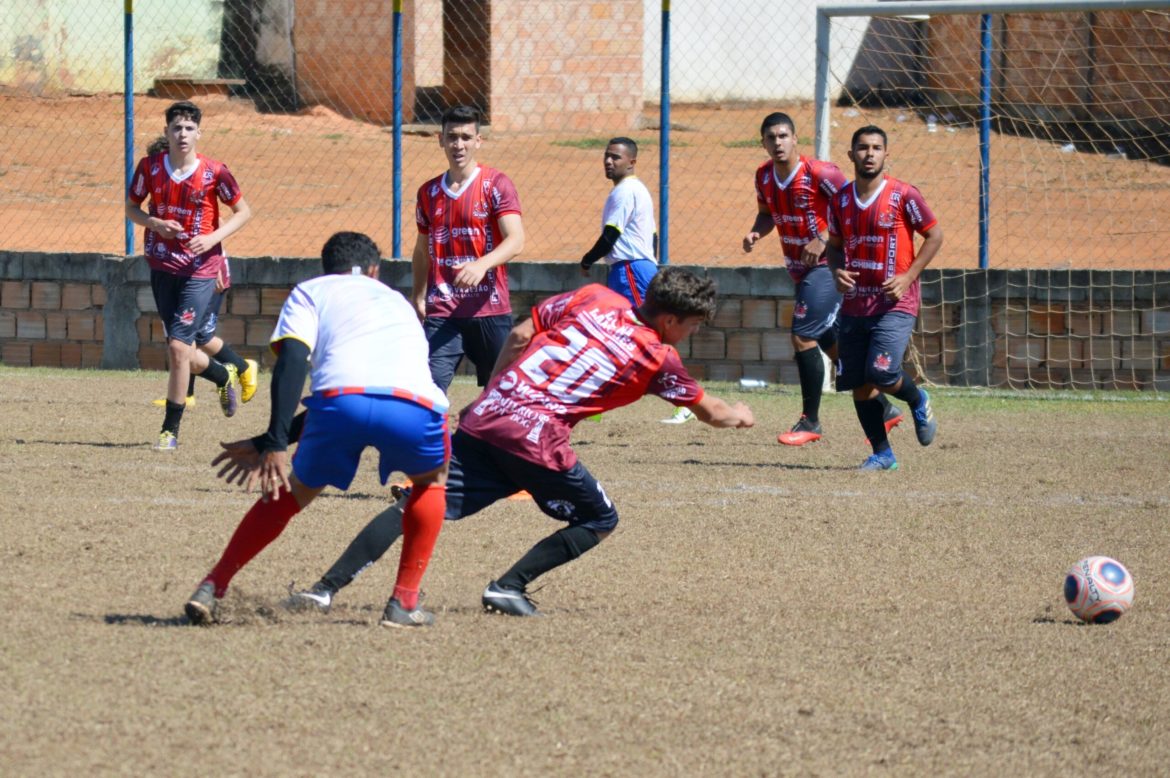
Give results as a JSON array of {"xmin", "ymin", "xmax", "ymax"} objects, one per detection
[
  {"xmin": 926, "ymin": 12, "xmax": 1170, "ymax": 122},
  {"xmin": 488, "ymin": 0, "xmax": 643, "ymax": 132},
  {"xmin": 295, "ymin": 0, "xmax": 416, "ymax": 124}
]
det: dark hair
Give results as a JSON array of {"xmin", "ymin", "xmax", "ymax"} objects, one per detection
[
  {"xmin": 321, "ymin": 231, "xmax": 382, "ymax": 274},
  {"xmin": 642, "ymin": 267, "xmax": 718, "ymax": 323},
  {"xmin": 165, "ymin": 101, "xmax": 202, "ymax": 126},
  {"xmin": 850, "ymin": 124, "xmax": 888, "ymax": 149},
  {"xmin": 760, "ymin": 112, "xmax": 796, "ymax": 137},
  {"xmin": 441, "ymin": 104, "xmax": 481, "ymax": 133},
  {"xmin": 608, "ymin": 137, "xmax": 638, "ymax": 158},
  {"xmin": 146, "ymin": 134, "xmax": 169, "ymax": 156}
]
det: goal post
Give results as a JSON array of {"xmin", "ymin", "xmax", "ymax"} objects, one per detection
[{"xmin": 814, "ymin": 0, "xmax": 1170, "ymax": 391}]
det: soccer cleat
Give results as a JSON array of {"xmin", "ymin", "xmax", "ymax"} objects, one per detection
[
  {"xmin": 883, "ymin": 403, "xmax": 905, "ymax": 434},
  {"xmin": 239, "ymin": 359, "xmax": 260, "ymax": 403},
  {"xmin": 152, "ymin": 430, "xmax": 178, "ymax": 452},
  {"xmin": 379, "ymin": 597, "xmax": 435, "ymax": 628},
  {"xmin": 859, "ymin": 450, "xmax": 899, "ymax": 471},
  {"xmin": 282, "ymin": 581, "xmax": 333, "ymax": 613},
  {"xmin": 218, "ymin": 363, "xmax": 241, "ymax": 418},
  {"xmin": 152, "ymin": 395, "xmax": 196, "ymax": 408},
  {"xmin": 911, "ymin": 389, "xmax": 937, "ymax": 446},
  {"xmin": 777, "ymin": 415, "xmax": 823, "ymax": 446},
  {"xmin": 482, "ymin": 581, "xmax": 542, "ymax": 617},
  {"xmin": 184, "ymin": 581, "xmax": 218, "ymax": 625},
  {"xmin": 660, "ymin": 406, "xmax": 695, "ymax": 425}
]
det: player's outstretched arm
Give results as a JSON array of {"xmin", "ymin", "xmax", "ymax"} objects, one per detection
[{"xmin": 688, "ymin": 394, "xmax": 755, "ymax": 428}]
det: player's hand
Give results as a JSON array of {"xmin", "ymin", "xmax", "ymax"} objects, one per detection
[
  {"xmin": 742, "ymin": 232, "xmax": 762, "ymax": 253},
  {"xmin": 185, "ymin": 234, "xmax": 215, "ymax": 256},
  {"xmin": 150, "ymin": 218, "xmax": 184, "ymax": 239},
  {"xmin": 212, "ymin": 439, "xmax": 261, "ymax": 487},
  {"xmin": 452, "ymin": 259, "xmax": 489, "ymax": 288},
  {"xmin": 256, "ymin": 450, "xmax": 292, "ymax": 503},
  {"xmin": 413, "ymin": 298, "xmax": 427, "ymax": 323},
  {"xmin": 833, "ymin": 268, "xmax": 858, "ymax": 293},
  {"xmin": 731, "ymin": 401, "xmax": 755, "ymax": 428},
  {"xmin": 882, "ymin": 273, "xmax": 912, "ymax": 302},
  {"xmin": 214, "ymin": 268, "xmax": 227, "ymax": 294},
  {"xmin": 580, "ymin": 266, "xmax": 591, "ymax": 278},
  {"xmin": 800, "ymin": 237, "xmax": 826, "ymax": 267}
]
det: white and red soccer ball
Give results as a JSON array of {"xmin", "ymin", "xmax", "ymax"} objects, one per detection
[{"xmin": 1064, "ymin": 556, "xmax": 1134, "ymax": 624}]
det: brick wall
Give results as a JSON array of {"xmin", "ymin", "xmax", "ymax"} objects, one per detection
[
  {"xmin": 487, "ymin": 0, "xmax": 643, "ymax": 132},
  {"xmin": 2, "ymin": 252, "xmax": 1168, "ymax": 391},
  {"xmin": 295, "ymin": 0, "xmax": 415, "ymax": 124},
  {"xmin": 927, "ymin": 12, "xmax": 1170, "ymax": 124}
]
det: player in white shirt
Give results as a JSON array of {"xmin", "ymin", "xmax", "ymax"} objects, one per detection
[
  {"xmin": 580, "ymin": 137, "xmax": 658, "ymax": 306},
  {"xmin": 183, "ymin": 231, "xmax": 450, "ymax": 628}
]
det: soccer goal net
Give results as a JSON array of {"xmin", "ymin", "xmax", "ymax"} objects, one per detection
[{"xmin": 815, "ymin": 0, "xmax": 1170, "ymax": 391}]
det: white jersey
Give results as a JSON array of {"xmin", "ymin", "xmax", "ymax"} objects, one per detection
[
  {"xmin": 601, "ymin": 175, "xmax": 657, "ymax": 265},
  {"xmin": 271, "ymin": 273, "xmax": 448, "ymax": 412}
]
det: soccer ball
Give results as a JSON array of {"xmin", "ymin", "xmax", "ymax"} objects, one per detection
[{"xmin": 1063, "ymin": 556, "xmax": 1134, "ymax": 624}]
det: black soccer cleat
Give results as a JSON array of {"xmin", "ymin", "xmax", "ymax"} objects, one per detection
[
  {"xmin": 481, "ymin": 580, "xmax": 542, "ymax": 617},
  {"xmin": 379, "ymin": 597, "xmax": 435, "ymax": 628},
  {"xmin": 184, "ymin": 581, "xmax": 218, "ymax": 625}
]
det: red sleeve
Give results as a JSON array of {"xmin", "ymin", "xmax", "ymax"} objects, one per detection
[
  {"xmin": 415, "ymin": 185, "xmax": 430, "ymax": 233},
  {"xmin": 531, "ymin": 289, "xmax": 579, "ymax": 334},
  {"xmin": 215, "ymin": 164, "xmax": 243, "ymax": 206},
  {"xmin": 827, "ymin": 195, "xmax": 842, "ymax": 239},
  {"xmin": 902, "ymin": 185, "xmax": 938, "ymax": 234},
  {"xmin": 128, "ymin": 157, "xmax": 149, "ymax": 204},
  {"xmin": 489, "ymin": 172, "xmax": 522, "ymax": 216},
  {"xmin": 754, "ymin": 163, "xmax": 767, "ymax": 206},
  {"xmin": 648, "ymin": 347, "xmax": 705, "ymax": 407}
]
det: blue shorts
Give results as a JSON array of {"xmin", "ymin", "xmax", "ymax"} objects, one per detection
[
  {"xmin": 607, "ymin": 259, "xmax": 659, "ymax": 307},
  {"xmin": 292, "ymin": 394, "xmax": 449, "ymax": 491},
  {"xmin": 194, "ymin": 291, "xmax": 224, "ymax": 346},
  {"xmin": 424, "ymin": 314, "xmax": 514, "ymax": 392},
  {"xmin": 836, "ymin": 311, "xmax": 917, "ymax": 391},
  {"xmin": 444, "ymin": 430, "xmax": 619, "ymax": 533},
  {"xmin": 790, "ymin": 265, "xmax": 842, "ymax": 342},
  {"xmin": 151, "ymin": 271, "xmax": 217, "ymax": 346}
]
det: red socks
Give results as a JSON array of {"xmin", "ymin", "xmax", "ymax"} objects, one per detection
[
  {"xmin": 205, "ymin": 489, "xmax": 302, "ymax": 598},
  {"xmin": 391, "ymin": 483, "xmax": 447, "ymax": 610}
]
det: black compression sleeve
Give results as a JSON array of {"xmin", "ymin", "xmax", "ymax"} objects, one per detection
[
  {"xmin": 252, "ymin": 340, "xmax": 310, "ymax": 453},
  {"xmin": 580, "ymin": 224, "xmax": 622, "ymax": 268}
]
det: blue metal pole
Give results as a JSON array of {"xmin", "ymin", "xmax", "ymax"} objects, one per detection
[
  {"xmin": 124, "ymin": 0, "xmax": 135, "ymax": 256},
  {"xmin": 979, "ymin": 13, "xmax": 992, "ymax": 269},
  {"xmin": 392, "ymin": 1, "xmax": 404, "ymax": 258},
  {"xmin": 659, "ymin": 1, "xmax": 670, "ymax": 265}
]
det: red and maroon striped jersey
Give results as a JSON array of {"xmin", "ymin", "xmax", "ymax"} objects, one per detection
[
  {"xmin": 754, "ymin": 155, "xmax": 847, "ymax": 281},
  {"xmin": 128, "ymin": 152, "xmax": 242, "ymax": 279},
  {"xmin": 827, "ymin": 176, "xmax": 938, "ymax": 317},
  {"xmin": 458, "ymin": 284, "xmax": 704, "ymax": 470},
  {"xmin": 415, "ymin": 166, "xmax": 521, "ymax": 318}
]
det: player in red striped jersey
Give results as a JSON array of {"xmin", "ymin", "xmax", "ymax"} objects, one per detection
[
  {"xmin": 126, "ymin": 102, "xmax": 255, "ymax": 451},
  {"xmin": 413, "ymin": 104, "xmax": 525, "ymax": 392},
  {"xmin": 827, "ymin": 125, "xmax": 944, "ymax": 470},
  {"xmin": 277, "ymin": 268, "xmax": 755, "ymax": 617},
  {"xmin": 743, "ymin": 113, "xmax": 901, "ymax": 446}
]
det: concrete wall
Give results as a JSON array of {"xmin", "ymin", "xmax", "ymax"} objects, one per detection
[
  {"xmin": 0, "ymin": 0, "xmax": 224, "ymax": 95},
  {"xmin": 641, "ymin": 0, "xmax": 875, "ymax": 102},
  {"xmin": 2, "ymin": 252, "xmax": 1168, "ymax": 391}
]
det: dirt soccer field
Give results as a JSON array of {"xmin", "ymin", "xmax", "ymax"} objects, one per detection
[{"xmin": 1, "ymin": 367, "xmax": 1169, "ymax": 775}]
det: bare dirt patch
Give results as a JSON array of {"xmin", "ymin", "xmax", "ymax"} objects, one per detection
[
  {"xmin": 2, "ymin": 93, "xmax": 1168, "ymax": 268},
  {"xmin": 2, "ymin": 367, "xmax": 1169, "ymax": 774}
]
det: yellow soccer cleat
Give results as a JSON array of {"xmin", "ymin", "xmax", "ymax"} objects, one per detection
[{"xmin": 240, "ymin": 358, "xmax": 260, "ymax": 403}]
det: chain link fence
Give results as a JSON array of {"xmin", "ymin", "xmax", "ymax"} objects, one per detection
[{"xmin": 2, "ymin": 0, "xmax": 1169, "ymax": 269}]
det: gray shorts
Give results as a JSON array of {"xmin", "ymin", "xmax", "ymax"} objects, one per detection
[{"xmin": 791, "ymin": 265, "xmax": 842, "ymax": 341}]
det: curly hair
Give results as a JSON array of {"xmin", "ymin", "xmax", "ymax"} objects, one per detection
[{"xmin": 641, "ymin": 267, "xmax": 718, "ymax": 323}]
